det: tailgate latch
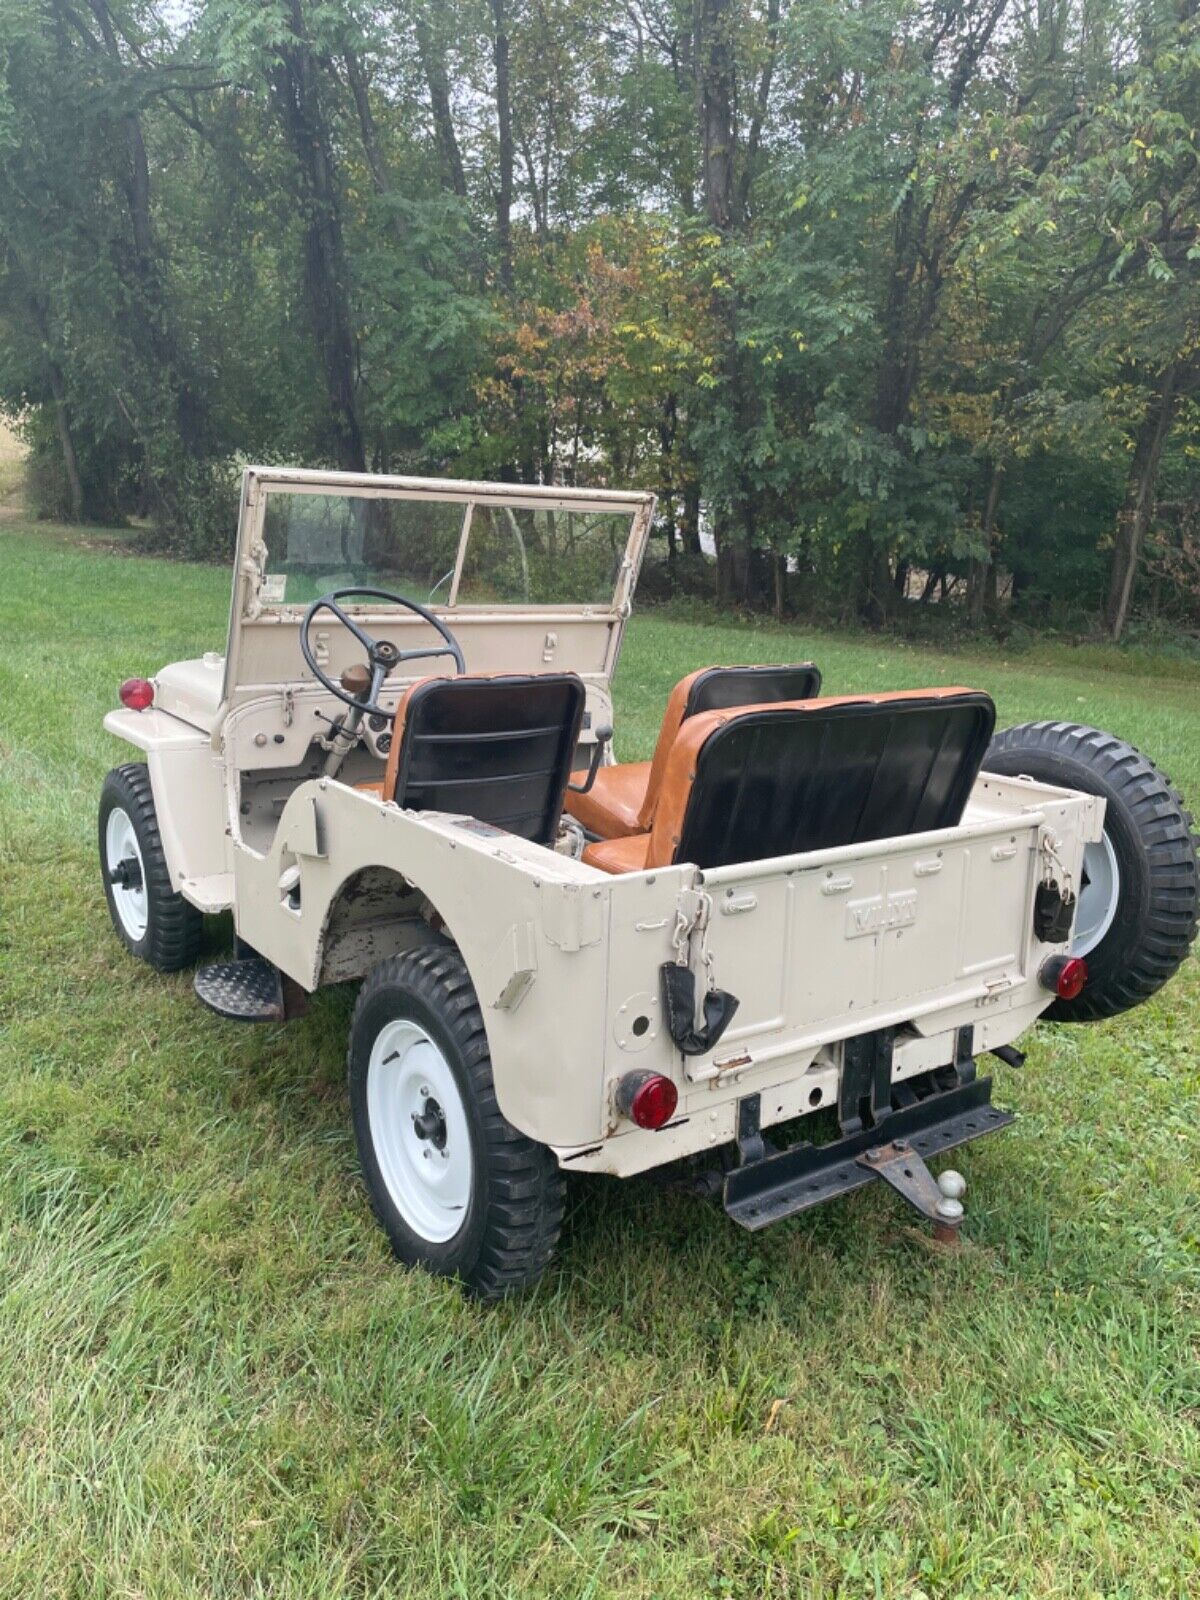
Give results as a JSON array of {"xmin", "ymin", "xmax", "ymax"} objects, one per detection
[{"xmin": 660, "ymin": 889, "xmax": 739, "ymax": 1057}]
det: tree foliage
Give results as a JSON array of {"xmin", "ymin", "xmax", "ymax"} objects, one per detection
[{"xmin": 0, "ymin": 0, "xmax": 1196, "ymax": 634}]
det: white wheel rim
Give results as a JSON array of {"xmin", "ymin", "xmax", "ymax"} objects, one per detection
[
  {"xmin": 1073, "ymin": 831, "xmax": 1121, "ymax": 957},
  {"xmin": 366, "ymin": 1019, "xmax": 472, "ymax": 1244},
  {"xmin": 105, "ymin": 806, "xmax": 148, "ymax": 941}
]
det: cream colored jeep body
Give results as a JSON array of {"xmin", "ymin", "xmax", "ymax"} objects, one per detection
[{"xmin": 100, "ymin": 467, "xmax": 1127, "ymax": 1291}]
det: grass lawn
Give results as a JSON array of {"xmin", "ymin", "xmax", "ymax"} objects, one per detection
[{"xmin": 0, "ymin": 516, "xmax": 1197, "ymax": 1598}]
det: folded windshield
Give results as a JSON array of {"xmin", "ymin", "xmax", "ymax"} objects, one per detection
[{"xmin": 258, "ymin": 489, "xmax": 637, "ymax": 611}]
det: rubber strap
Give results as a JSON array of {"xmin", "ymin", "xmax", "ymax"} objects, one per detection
[{"xmin": 660, "ymin": 963, "xmax": 740, "ymax": 1057}]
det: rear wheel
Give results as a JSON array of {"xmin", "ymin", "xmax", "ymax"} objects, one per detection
[
  {"xmin": 348, "ymin": 948, "xmax": 564, "ymax": 1299},
  {"xmin": 99, "ymin": 764, "xmax": 203, "ymax": 971},
  {"xmin": 985, "ymin": 723, "xmax": 1198, "ymax": 1020}
]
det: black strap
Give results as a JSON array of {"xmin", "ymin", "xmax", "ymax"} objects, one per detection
[
  {"xmin": 660, "ymin": 963, "xmax": 739, "ymax": 1057},
  {"xmin": 1034, "ymin": 881, "xmax": 1077, "ymax": 944}
]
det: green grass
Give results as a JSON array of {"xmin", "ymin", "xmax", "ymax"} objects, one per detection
[{"xmin": 0, "ymin": 516, "xmax": 1197, "ymax": 1598}]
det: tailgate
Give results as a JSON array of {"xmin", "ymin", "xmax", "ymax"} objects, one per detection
[{"xmin": 685, "ymin": 804, "xmax": 1086, "ymax": 1078}]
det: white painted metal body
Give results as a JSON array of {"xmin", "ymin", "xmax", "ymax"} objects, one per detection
[{"xmin": 103, "ymin": 468, "xmax": 1105, "ymax": 1179}]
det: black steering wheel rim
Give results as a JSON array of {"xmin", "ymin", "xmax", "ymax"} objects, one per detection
[{"xmin": 300, "ymin": 586, "xmax": 466, "ymax": 714}]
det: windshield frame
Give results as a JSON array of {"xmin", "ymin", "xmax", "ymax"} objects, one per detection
[{"xmin": 238, "ymin": 467, "xmax": 654, "ymax": 622}]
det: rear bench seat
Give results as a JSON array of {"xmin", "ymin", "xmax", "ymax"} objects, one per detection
[{"xmin": 582, "ymin": 688, "xmax": 996, "ymax": 874}]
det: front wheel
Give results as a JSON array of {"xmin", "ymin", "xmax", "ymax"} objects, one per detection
[
  {"xmin": 985, "ymin": 723, "xmax": 1198, "ymax": 1020},
  {"xmin": 99, "ymin": 765, "xmax": 203, "ymax": 971},
  {"xmin": 348, "ymin": 948, "xmax": 564, "ymax": 1299}
]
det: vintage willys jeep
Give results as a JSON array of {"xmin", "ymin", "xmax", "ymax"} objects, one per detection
[{"xmin": 99, "ymin": 468, "xmax": 1198, "ymax": 1297}]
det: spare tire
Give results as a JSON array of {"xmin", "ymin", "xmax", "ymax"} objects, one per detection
[{"xmin": 985, "ymin": 722, "xmax": 1197, "ymax": 1021}]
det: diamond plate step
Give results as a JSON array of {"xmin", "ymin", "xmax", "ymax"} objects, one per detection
[{"xmin": 194, "ymin": 958, "xmax": 286, "ymax": 1022}]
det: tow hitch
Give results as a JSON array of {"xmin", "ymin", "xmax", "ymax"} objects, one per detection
[
  {"xmin": 723, "ymin": 1050, "xmax": 1014, "ymax": 1237},
  {"xmin": 857, "ymin": 1139, "xmax": 968, "ymax": 1244}
]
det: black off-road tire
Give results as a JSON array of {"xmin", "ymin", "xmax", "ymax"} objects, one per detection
[
  {"xmin": 985, "ymin": 723, "xmax": 1198, "ymax": 1020},
  {"xmin": 348, "ymin": 947, "xmax": 565, "ymax": 1299},
  {"xmin": 99, "ymin": 764, "xmax": 204, "ymax": 972}
]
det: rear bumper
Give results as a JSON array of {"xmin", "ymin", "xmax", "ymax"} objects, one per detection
[{"xmin": 724, "ymin": 1072, "xmax": 1014, "ymax": 1230}]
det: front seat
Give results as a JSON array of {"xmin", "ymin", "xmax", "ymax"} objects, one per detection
[
  {"xmin": 565, "ymin": 662, "xmax": 822, "ymax": 841},
  {"xmin": 582, "ymin": 688, "xmax": 996, "ymax": 874},
  {"xmin": 372, "ymin": 673, "xmax": 586, "ymax": 845}
]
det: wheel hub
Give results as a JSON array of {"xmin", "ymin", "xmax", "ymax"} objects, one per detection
[
  {"xmin": 109, "ymin": 855, "xmax": 143, "ymax": 892},
  {"xmin": 411, "ymin": 1096, "xmax": 448, "ymax": 1150},
  {"xmin": 104, "ymin": 806, "xmax": 148, "ymax": 941},
  {"xmin": 366, "ymin": 1019, "xmax": 471, "ymax": 1243}
]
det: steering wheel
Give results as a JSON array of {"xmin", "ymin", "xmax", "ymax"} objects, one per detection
[{"xmin": 300, "ymin": 587, "xmax": 465, "ymax": 716}]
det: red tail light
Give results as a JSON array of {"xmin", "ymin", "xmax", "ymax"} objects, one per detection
[
  {"xmin": 616, "ymin": 1070, "xmax": 679, "ymax": 1130},
  {"xmin": 119, "ymin": 677, "xmax": 155, "ymax": 711},
  {"xmin": 1039, "ymin": 954, "xmax": 1087, "ymax": 1000}
]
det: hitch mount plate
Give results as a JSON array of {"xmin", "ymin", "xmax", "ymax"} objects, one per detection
[{"xmin": 724, "ymin": 1075, "xmax": 1013, "ymax": 1231}]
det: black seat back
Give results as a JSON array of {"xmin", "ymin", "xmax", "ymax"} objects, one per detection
[
  {"xmin": 390, "ymin": 674, "xmax": 586, "ymax": 846},
  {"xmin": 684, "ymin": 662, "xmax": 822, "ymax": 717},
  {"xmin": 677, "ymin": 691, "xmax": 996, "ymax": 870}
]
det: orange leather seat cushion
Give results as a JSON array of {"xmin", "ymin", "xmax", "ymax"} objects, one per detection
[
  {"xmin": 582, "ymin": 833, "xmax": 651, "ymax": 873},
  {"xmin": 564, "ymin": 760, "xmax": 650, "ymax": 838},
  {"xmin": 564, "ymin": 669, "xmax": 710, "ymax": 839}
]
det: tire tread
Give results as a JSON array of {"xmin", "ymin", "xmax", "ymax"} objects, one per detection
[
  {"xmin": 987, "ymin": 722, "xmax": 1198, "ymax": 1019},
  {"xmin": 349, "ymin": 948, "xmax": 564, "ymax": 1299},
  {"xmin": 100, "ymin": 764, "xmax": 204, "ymax": 972}
]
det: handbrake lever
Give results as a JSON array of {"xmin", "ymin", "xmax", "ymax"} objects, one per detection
[{"xmin": 567, "ymin": 725, "xmax": 613, "ymax": 794}]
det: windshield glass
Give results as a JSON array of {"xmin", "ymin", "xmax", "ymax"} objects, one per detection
[
  {"xmin": 260, "ymin": 494, "xmax": 464, "ymax": 607},
  {"xmin": 456, "ymin": 505, "xmax": 630, "ymax": 606},
  {"xmin": 257, "ymin": 489, "xmax": 635, "ymax": 611}
]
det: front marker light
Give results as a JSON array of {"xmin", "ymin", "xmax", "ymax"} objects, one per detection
[{"xmin": 119, "ymin": 677, "xmax": 155, "ymax": 711}]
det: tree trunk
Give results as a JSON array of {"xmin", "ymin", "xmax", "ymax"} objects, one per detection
[
  {"xmin": 773, "ymin": 550, "xmax": 787, "ymax": 619},
  {"xmin": 25, "ymin": 283, "xmax": 84, "ymax": 520},
  {"xmin": 343, "ymin": 49, "xmax": 387, "ymax": 195},
  {"xmin": 968, "ymin": 461, "xmax": 1005, "ymax": 626},
  {"xmin": 680, "ymin": 478, "xmax": 702, "ymax": 558},
  {"xmin": 699, "ymin": 0, "xmax": 757, "ymax": 606},
  {"xmin": 271, "ymin": 2, "xmax": 365, "ymax": 473},
  {"xmin": 857, "ymin": 544, "xmax": 895, "ymax": 627},
  {"xmin": 414, "ymin": 10, "xmax": 467, "ymax": 199},
  {"xmin": 490, "ymin": 0, "xmax": 514, "ymax": 290},
  {"xmin": 699, "ymin": 0, "xmax": 735, "ymax": 233},
  {"xmin": 48, "ymin": 364, "xmax": 84, "ymax": 522},
  {"xmin": 1105, "ymin": 364, "xmax": 1180, "ymax": 641},
  {"xmin": 88, "ymin": 0, "xmax": 205, "ymax": 457}
]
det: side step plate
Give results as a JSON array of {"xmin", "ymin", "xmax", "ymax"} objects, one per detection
[
  {"xmin": 194, "ymin": 958, "xmax": 287, "ymax": 1022},
  {"xmin": 724, "ymin": 1077, "xmax": 1014, "ymax": 1231}
]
